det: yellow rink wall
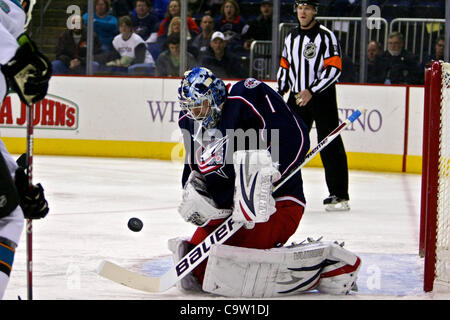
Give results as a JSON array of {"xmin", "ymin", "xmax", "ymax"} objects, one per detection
[{"xmin": 0, "ymin": 77, "xmax": 424, "ymax": 174}]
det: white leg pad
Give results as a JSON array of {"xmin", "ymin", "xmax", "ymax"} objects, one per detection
[
  {"xmin": 317, "ymin": 243, "xmax": 361, "ymax": 295},
  {"xmin": 203, "ymin": 241, "xmax": 334, "ymax": 297},
  {"xmin": 167, "ymin": 236, "xmax": 202, "ymax": 292},
  {"xmin": 202, "ymin": 240, "xmax": 361, "ymax": 297},
  {"xmin": 317, "ymin": 260, "xmax": 361, "ymax": 294}
]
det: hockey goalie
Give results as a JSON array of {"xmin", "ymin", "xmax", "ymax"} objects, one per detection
[{"xmin": 171, "ymin": 67, "xmax": 361, "ymax": 297}]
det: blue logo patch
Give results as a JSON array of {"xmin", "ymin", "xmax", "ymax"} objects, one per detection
[{"xmin": 0, "ymin": 0, "xmax": 11, "ymax": 13}]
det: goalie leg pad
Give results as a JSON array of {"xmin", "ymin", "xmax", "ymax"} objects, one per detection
[
  {"xmin": 203, "ymin": 241, "xmax": 339, "ymax": 298},
  {"xmin": 317, "ymin": 243, "xmax": 361, "ymax": 295},
  {"xmin": 202, "ymin": 240, "xmax": 361, "ymax": 297},
  {"xmin": 318, "ymin": 258, "xmax": 361, "ymax": 295},
  {"xmin": 168, "ymin": 237, "xmax": 202, "ymax": 292}
]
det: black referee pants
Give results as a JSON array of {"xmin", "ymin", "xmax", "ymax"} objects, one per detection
[{"xmin": 287, "ymin": 85, "xmax": 349, "ymax": 200}]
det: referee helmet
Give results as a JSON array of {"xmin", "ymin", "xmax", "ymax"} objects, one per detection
[
  {"xmin": 294, "ymin": 0, "xmax": 319, "ymax": 9},
  {"xmin": 294, "ymin": 0, "xmax": 319, "ymax": 14}
]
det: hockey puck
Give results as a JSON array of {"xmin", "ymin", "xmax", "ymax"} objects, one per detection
[{"xmin": 128, "ymin": 218, "xmax": 143, "ymax": 232}]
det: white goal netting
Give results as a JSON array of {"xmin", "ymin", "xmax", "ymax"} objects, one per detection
[{"xmin": 435, "ymin": 62, "xmax": 450, "ymax": 290}]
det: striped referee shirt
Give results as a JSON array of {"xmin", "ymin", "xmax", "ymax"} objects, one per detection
[{"xmin": 277, "ymin": 22, "xmax": 342, "ymax": 95}]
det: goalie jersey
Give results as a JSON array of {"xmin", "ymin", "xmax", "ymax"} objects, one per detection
[{"xmin": 179, "ymin": 78, "xmax": 310, "ymax": 210}]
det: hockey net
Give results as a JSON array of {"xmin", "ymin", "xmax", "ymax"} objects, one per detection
[{"xmin": 420, "ymin": 61, "xmax": 450, "ymax": 292}]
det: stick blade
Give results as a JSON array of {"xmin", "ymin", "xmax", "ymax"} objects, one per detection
[{"xmin": 97, "ymin": 260, "xmax": 162, "ymax": 293}]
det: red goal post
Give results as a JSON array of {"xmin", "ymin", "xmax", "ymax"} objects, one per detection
[{"xmin": 420, "ymin": 60, "xmax": 450, "ymax": 292}]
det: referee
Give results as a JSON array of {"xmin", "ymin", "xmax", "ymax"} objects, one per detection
[{"xmin": 277, "ymin": 0, "xmax": 350, "ymax": 211}]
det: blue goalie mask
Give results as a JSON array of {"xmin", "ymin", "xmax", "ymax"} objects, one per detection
[{"xmin": 178, "ymin": 67, "xmax": 227, "ymax": 129}]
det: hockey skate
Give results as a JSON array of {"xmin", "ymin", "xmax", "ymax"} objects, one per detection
[{"xmin": 323, "ymin": 195, "xmax": 350, "ymax": 212}]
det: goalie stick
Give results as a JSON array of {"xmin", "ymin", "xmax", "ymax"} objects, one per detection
[{"xmin": 97, "ymin": 108, "xmax": 363, "ymax": 293}]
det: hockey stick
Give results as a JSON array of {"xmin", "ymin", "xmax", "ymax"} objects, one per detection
[
  {"xmin": 25, "ymin": 103, "xmax": 34, "ymax": 300},
  {"xmin": 97, "ymin": 108, "xmax": 363, "ymax": 293}
]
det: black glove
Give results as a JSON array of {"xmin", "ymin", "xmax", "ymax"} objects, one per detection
[
  {"xmin": 1, "ymin": 33, "xmax": 52, "ymax": 106},
  {"xmin": 14, "ymin": 155, "xmax": 49, "ymax": 219}
]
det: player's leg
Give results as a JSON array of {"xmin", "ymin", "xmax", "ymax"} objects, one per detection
[
  {"xmin": 225, "ymin": 199, "xmax": 304, "ymax": 249},
  {"xmin": 312, "ymin": 87, "xmax": 350, "ymax": 210},
  {"xmin": 167, "ymin": 236, "xmax": 203, "ymax": 292},
  {"xmin": 0, "ymin": 143, "xmax": 25, "ymax": 299},
  {"xmin": 202, "ymin": 238, "xmax": 361, "ymax": 297},
  {"xmin": 0, "ymin": 207, "xmax": 24, "ymax": 299},
  {"xmin": 187, "ymin": 200, "xmax": 304, "ymax": 286}
]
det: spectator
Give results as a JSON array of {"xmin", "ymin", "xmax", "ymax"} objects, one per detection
[
  {"xmin": 215, "ymin": 0, "xmax": 249, "ymax": 56},
  {"xmin": 201, "ymin": 31, "xmax": 245, "ymax": 79},
  {"xmin": 107, "ymin": 15, "xmax": 156, "ymax": 75},
  {"xmin": 367, "ymin": 40, "xmax": 382, "ymax": 62},
  {"xmin": 422, "ymin": 35, "xmax": 445, "ymax": 69},
  {"xmin": 156, "ymin": 0, "xmax": 200, "ymax": 39},
  {"xmin": 83, "ymin": 0, "xmax": 118, "ymax": 52},
  {"xmin": 381, "ymin": 32, "xmax": 422, "ymax": 85},
  {"xmin": 157, "ymin": 16, "xmax": 198, "ymax": 56},
  {"xmin": 243, "ymin": 0, "xmax": 273, "ymax": 51},
  {"xmin": 191, "ymin": 14, "xmax": 215, "ymax": 60},
  {"xmin": 112, "ymin": 0, "xmax": 134, "ymax": 17},
  {"xmin": 153, "ymin": 0, "xmax": 170, "ymax": 21},
  {"xmin": 131, "ymin": 0, "xmax": 160, "ymax": 43},
  {"xmin": 155, "ymin": 33, "xmax": 196, "ymax": 77},
  {"xmin": 52, "ymin": 15, "xmax": 104, "ymax": 75},
  {"xmin": 366, "ymin": 40, "xmax": 387, "ymax": 83}
]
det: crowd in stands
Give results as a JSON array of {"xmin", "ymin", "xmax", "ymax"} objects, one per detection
[{"xmin": 51, "ymin": 0, "xmax": 445, "ymax": 84}]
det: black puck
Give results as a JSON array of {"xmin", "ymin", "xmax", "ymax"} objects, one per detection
[{"xmin": 128, "ymin": 217, "xmax": 143, "ymax": 232}]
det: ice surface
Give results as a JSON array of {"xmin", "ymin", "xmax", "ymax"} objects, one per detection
[{"xmin": 3, "ymin": 155, "xmax": 449, "ymax": 300}]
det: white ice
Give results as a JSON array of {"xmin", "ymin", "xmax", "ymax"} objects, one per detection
[{"xmin": 3, "ymin": 155, "xmax": 449, "ymax": 300}]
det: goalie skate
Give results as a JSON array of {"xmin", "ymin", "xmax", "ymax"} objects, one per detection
[{"xmin": 323, "ymin": 195, "xmax": 350, "ymax": 212}]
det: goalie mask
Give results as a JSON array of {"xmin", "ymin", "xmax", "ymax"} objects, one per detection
[{"xmin": 178, "ymin": 67, "xmax": 227, "ymax": 129}]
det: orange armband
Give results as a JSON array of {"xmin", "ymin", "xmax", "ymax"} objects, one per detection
[{"xmin": 324, "ymin": 56, "xmax": 342, "ymax": 70}]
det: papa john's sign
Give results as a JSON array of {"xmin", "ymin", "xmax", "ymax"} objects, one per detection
[{"xmin": 0, "ymin": 93, "xmax": 79, "ymax": 130}]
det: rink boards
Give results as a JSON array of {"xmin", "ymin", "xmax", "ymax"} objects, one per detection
[{"xmin": 0, "ymin": 76, "xmax": 424, "ymax": 173}]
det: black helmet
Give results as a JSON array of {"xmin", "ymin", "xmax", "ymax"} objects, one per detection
[{"xmin": 295, "ymin": 0, "xmax": 319, "ymax": 8}]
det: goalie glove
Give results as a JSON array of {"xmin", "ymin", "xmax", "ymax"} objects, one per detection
[
  {"xmin": 1, "ymin": 33, "xmax": 52, "ymax": 106},
  {"xmin": 232, "ymin": 150, "xmax": 281, "ymax": 229},
  {"xmin": 178, "ymin": 171, "xmax": 231, "ymax": 227},
  {"xmin": 14, "ymin": 154, "xmax": 49, "ymax": 219}
]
